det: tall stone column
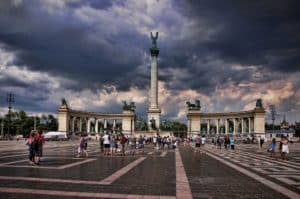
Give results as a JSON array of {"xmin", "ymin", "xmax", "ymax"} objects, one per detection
[{"xmin": 148, "ymin": 32, "xmax": 161, "ymax": 131}]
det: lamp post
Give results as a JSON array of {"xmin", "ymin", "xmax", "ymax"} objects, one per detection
[{"xmin": 6, "ymin": 92, "xmax": 15, "ymax": 137}]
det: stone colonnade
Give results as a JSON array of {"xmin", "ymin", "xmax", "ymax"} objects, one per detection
[
  {"xmin": 187, "ymin": 107, "xmax": 265, "ymax": 138},
  {"xmin": 58, "ymin": 105, "xmax": 135, "ymax": 135}
]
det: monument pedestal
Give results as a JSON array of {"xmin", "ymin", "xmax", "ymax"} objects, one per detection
[{"xmin": 147, "ymin": 108, "xmax": 161, "ymax": 131}]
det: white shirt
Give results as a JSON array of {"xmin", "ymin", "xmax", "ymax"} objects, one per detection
[{"xmin": 103, "ymin": 134, "xmax": 110, "ymax": 145}]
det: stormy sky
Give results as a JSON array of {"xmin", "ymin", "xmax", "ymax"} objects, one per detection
[{"xmin": 0, "ymin": 0, "xmax": 300, "ymax": 124}]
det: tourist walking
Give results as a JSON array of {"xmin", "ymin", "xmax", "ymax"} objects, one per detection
[
  {"xmin": 33, "ymin": 130, "xmax": 45, "ymax": 165},
  {"xmin": 120, "ymin": 134, "xmax": 127, "ymax": 156},
  {"xmin": 224, "ymin": 136, "xmax": 229, "ymax": 149},
  {"xmin": 230, "ymin": 137, "xmax": 235, "ymax": 150},
  {"xmin": 260, "ymin": 136, "xmax": 265, "ymax": 149},
  {"xmin": 268, "ymin": 138, "xmax": 276, "ymax": 159},
  {"xmin": 99, "ymin": 135, "xmax": 104, "ymax": 153},
  {"xmin": 103, "ymin": 133, "xmax": 110, "ymax": 156},
  {"xmin": 26, "ymin": 131, "xmax": 35, "ymax": 164},
  {"xmin": 194, "ymin": 134, "xmax": 201, "ymax": 153},
  {"xmin": 281, "ymin": 136, "xmax": 289, "ymax": 161},
  {"xmin": 110, "ymin": 135, "xmax": 117, "ymax": 156},
  {"xmin": 77, "ymin": 134, "xmax": 88, "ymax": 157},
  {"xmin": 201, "ymin": 135, "xmax": 206, "ymax": 147},
  {"xmin": 216, "ymin": 136, "xmax": 222, "ymax": 149}
]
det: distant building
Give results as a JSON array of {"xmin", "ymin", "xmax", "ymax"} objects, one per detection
[
  {"xmin": 280, "ymin": 114, "xmax": 289, "ymax": 130},
  {"xmin": 266, "ymin": 115, "xmax": 298, "ymax": 141}
]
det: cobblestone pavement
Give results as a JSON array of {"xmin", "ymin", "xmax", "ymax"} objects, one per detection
[{"xmin": 0, "ymin": 140, "xmax": 298, "ymax": 198}]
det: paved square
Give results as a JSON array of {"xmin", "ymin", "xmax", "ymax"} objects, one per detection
[{"xmin": 0, "ymin": 140, "xmax": 299, "ymax": 199}]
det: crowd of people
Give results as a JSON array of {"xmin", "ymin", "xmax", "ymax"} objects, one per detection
[
  {"xmin": 93, "ymin": 133, "xmax": 180, "ymax": 156},
  {"xmin": 25, "ymin": 131, "xmax": 292, "ymax": 164}
]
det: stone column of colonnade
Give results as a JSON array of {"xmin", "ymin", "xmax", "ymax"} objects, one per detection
[
  {"xmin": 87, "ymin": 118, "xmax": 91, "ymax": 133},
  {"xmin": 216, "ymin": 119, "xmax": 220, "ymax": 134},
  {"xmin": 95, "ymin": 119, "xmax": 99, "ymax": 133},
  {"xmin": 248, "ymin": 117, "xmax": 251, "ymax": 133},
  {"xmin": 71, "ymin": 117, "xmax": 76, "ymax": 132},
  {"xmin": 241, "ymin": 118, "xmax": 244, "ymax": 134},
  {"xmin": 207, "ymin": 120, "xmax": 210, "ymax": 135},
  {"xmin": 225, "ymin": 119, "xmax": 229, "ymax": 134}
]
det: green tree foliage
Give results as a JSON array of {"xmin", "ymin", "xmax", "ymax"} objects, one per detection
[
  {"xmin": 0, "ymin": 110, "xmax": 58, "ymax": 137},
  {"xmin": 160, "ymin": 120, "xmax": 187, "ymax": 131}
]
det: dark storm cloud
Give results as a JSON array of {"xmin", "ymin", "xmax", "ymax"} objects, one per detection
[
  {"xmin": 175, "ymin": 0, "xmax": 300, "ymax": 72},
  {"xmin": 0, "ymin": 0, "xmax": 299, "ymax": 119},
  {"xmin": 0, "ymin": 0, "xmax": 149, "ymax": 92}
]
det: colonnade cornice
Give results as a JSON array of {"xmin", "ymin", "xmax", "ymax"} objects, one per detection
[
  {"xmin": 67, "ymin": 109, "xmax": 131, "ymax": 120},
  {"xmin": 187, "ymin": 110, "xmax": 256, "ymax": 119}
]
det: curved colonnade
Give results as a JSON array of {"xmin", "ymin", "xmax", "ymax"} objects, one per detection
[
  {"xmin": 187, "ymin": 107, "xmax": 265, "ymax": 138},
  {"xmin": 58, "ymin": 104, "xmax": 135, "ymax": 135}
]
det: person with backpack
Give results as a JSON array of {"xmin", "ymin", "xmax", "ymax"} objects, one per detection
[{"xmin": 33, "ymin": 130, "xmax": 45, "ymax": 165}]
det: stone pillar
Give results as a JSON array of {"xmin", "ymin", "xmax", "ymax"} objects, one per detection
[
  {"xmin": 104, "ymin": 119, "xmax": 107, "ymax": 129},
  {"xmin": 241, "ymin": 118, "xmax": 244, "ymax": 134},
  {"xmin": 248, "ymin": 118, "xmax": 251, "ymax": 133},
  {"xmin": 71, "ymin": 117, "xmax": 76, "ymax": 132},
  {"xmin": 113, "ymin": 120, "xmax": 116, "ymax": 129},
  {"xmin": 207, "ymin": 119, "xmax": 210, "ymax": 135},
  {"xmin": 216, "ymin": 119, "xmax": 219, "ymax": 135},
  {"xmin": 58, "ymin": 105, "xmax": 69, "ymax": 133},
  {"xmin": 79, "ymin": 117, "xmax": 82, "ymax": 132},
  {"xmin": 95, "ymin": 119, "xmax": 98, "ymax": 133},
  {"xmin": 225, "ymin": 119, "xmax": 228, "ymax": 134},
  {"xmin": 87, "ymin": 118, "xmax": 91, "ymax": 133},
  {"xmin": 254, "ymin": 107, "xmax": 266, "ymax": 136}
]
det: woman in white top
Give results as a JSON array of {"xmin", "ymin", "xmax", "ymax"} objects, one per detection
[
  {"xmin": 103, "ymin": 133, "xmax": 110, "ymax": 155},
  {"xmin": 281, "ymin": 137, "xmax": 289, "ymax": 161}
]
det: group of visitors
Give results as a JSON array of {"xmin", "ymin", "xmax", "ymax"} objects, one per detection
[
  {"xmin": 25, "ymin": 130, "xmax": 45, "ymax": 165},
  {"xmin": 213, "ymin": 136, "xmax": 235, "ymax": 150},
  {"xmin": 267, "ymin": 136, "xmax": 290, "ymax": 160},
  {"xmin": 98, "ymin": 133, "xmax": 127, "ymax": 156}
]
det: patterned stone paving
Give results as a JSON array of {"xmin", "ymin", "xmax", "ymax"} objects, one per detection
[
  {"xmin": 203, "ymin": 143, "xmax": 300, "ymax": 196},
  {"xmin": 0, "ymin": 140, "xmax": 298, "ymax": 198}
]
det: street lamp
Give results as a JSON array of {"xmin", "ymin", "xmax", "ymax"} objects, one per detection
[{"xmin": 6, "ymin": 92, "xmax": 15, "ymax": 136}]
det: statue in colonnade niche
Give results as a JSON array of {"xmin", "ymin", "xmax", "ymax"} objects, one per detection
[
  {"xmin": 122, "ymin": 101, "xmax": 136, "ymax": 111},
  {"xmin": 186, "ymin": 99, "xmax": 201, "ymax": 110}
]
